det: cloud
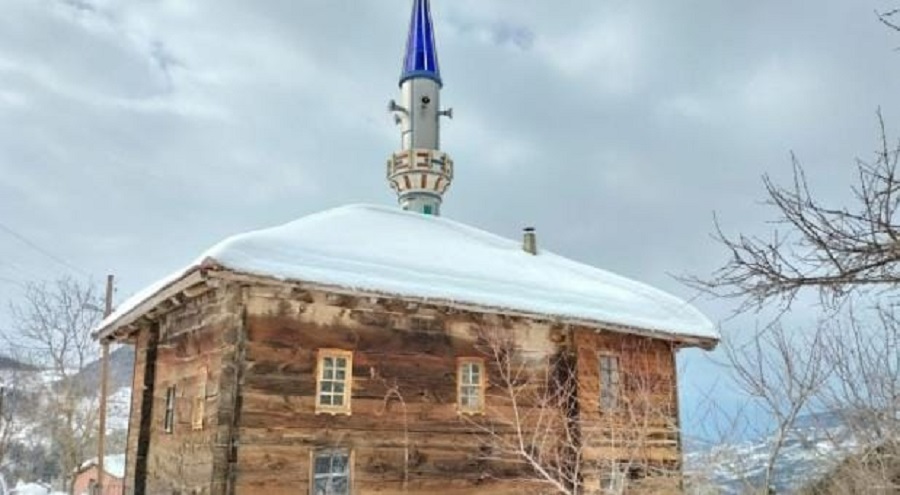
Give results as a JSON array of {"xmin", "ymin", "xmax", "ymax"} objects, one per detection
[
  {"xmin": 537, "ymin": 16, "xmax": 643, "ymax": 95},
  {"xmin": 1, "ymin": 0, "xmax": 900, "ymax": 435}
]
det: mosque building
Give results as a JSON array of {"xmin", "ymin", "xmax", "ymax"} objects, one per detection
[{"xmin": 95, "ymin": 1, "xmax": 717, "ymax": 494}]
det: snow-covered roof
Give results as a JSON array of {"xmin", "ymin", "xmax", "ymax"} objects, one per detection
[
  {"xmin": 77, "ymin": 454, "xmax": 126, "ymax": 478},
  {"xmin": 97, "ymin": 205, "xmax": 717, "ymax": 343}
]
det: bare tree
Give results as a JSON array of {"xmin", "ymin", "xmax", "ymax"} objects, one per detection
[
  {"xmin": 802, "ymin": 308, "xmax": 900, "ymax": 494},
  {"xmin": 690, "ymin": 323, "xmax": 832, "ymax": 494},
  {"xmin": 687, "ymin": 109, "xmax": 900, "ymax": 492},
  {"xmin": 462, "ymin": 327, "xmax": 682, "ymax": 495},
  {"xmin": 0, "ymin": 356, "xmax": 38, "ymax": 472},
  {"xmin": 819, "ymin": 308, "xmax": 900, "ymax": 445},
  {"xmin": 879, "ymin": 8, "xmax": 900, "ymax": 32},
  {"xmin": 731, "ymin": 323, "xmax": 831, "ymax": 492},
  {"xmin": 6, "ymin": 277, "xmax": 103, "ymax": 492},
  {"xmin": 687, "ymin": 111, "xmax": 900, "ymax": 311}
]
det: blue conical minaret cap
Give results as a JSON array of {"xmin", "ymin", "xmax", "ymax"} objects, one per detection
[{"xmin": 400, "ymin": 0, "xmax": 442, "ymax": 87}]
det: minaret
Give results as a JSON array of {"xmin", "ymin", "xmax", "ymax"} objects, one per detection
[{"xmin": 387, "ymin": 0, "xmax": 454, "ymax": 216}]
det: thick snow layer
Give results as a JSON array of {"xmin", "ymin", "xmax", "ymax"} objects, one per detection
[
  {"xmin": 100, "ymin": 205, "xmax": 716, "ymax": 340},
  {"xmin": 79, "ymin": 454, "xmax": 126, "ymax": 478},
  {"xmin": 8, "ymin": 482, "xmax": 63, "ymax": 495}
]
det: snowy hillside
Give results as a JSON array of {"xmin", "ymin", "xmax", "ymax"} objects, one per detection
[
  {"xmin": 684, "ymin": 412, "xmax": 862, "ymax": 493},
  {"xmin": 0, "ymin": 351, "xmax": 133, "ymax": 490}
]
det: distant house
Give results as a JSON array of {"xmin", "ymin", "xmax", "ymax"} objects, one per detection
[{"xmin": 71, "ymin": 454, "xmax": 125, "ymax": 495}]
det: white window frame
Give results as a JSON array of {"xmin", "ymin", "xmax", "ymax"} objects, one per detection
[
  {"xmin": 599, "ymin": 353, "xmax": 620, "ymax": 412},
  {"xmin": 310, "ymin": 448, "xmax": 352, "ymax": 495},
  {"xmin": 164, "ymin": 385, "xmax": 176, "ymax": 433},
  {"xmin": 457, "ymin": 357, "xmax": 486, "ymax": 414},
  {"xmin": 316, "ymin": 349, "xmax": 353, "ymax": 415}
]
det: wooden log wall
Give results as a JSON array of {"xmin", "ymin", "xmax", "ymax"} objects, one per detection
[
  {"xmin": 230, "ymin": 284, "xmax": 684, "ymax": 495},
  {"xmin": 119, "ymin": 277, "xmax": 687, "ymax": 495},
  {"xmin": 233, "ymin": 286, "xmax": 558, "ymax": 495},
  {"xmin": 122, "ymin": 284, "xmax": 244, "ymax": 495},
  {"xmin": 573, "ymin": 330, "xmax": 681, "ymax": 494},
  {"xmin": 123, "ymin": 326, "xmax": 149, "ymax": 495}
]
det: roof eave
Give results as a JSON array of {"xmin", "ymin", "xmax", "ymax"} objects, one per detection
[
  {"xmin": 91, "ymin": 266, "xmax": 214, "ymax": 343},
  {"xmin": 212, "ymin": 269, "xmax": 720, "ymax": 350},
  {"xmin": 93, "ymin": 266, "xmax": 719, "ymax": 350}
]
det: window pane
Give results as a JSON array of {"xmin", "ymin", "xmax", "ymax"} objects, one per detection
[
  {"xmin": 331, "ymin": 454, "xmax": 348, "ymax": 474},
  {"xmin": 458, "ymin": 361, "xmax": 484, "ymax": 411},
  {"xmin": 335, "ymin": 357, "xmax": 347, "ymax": 369},
  {"xmin": 332, "ymin": 395, "xmax": 343, "ymax": 406},
  {"xmin": 599, "ymin": 355, "xmax": 619, "ymax": 411},
  {"xmin": 335, "ymin": 368, "xmax": 346, "ymax": 380},
  {"xmin": 321, "ymin": 382, "xmax": 333, "ymax": 393},
  {"xmin": 461, "ymin": 362, "xmax": 481, "ymax": 385},
  {"xmin": 315, "ymin": 456, "xmax": 331, "ymax": 474},
  {"xmin": 461, "ymin": 386, "xmax": 480, "ymax": 408},
  {"xmin": 333, "ymin": 383, "xmax": 344, "ymax": 394},
  {"xmin": 313, "ymin": 452, "xmax": 350, "ymax": 495},
  {"xmin": 332, "ymin": 477, "xmax": 348, "ymax": 493}
]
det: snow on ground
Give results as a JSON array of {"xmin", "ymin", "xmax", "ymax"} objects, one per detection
[
  {"xmin": 8, "ymin": 481, "xmax": 64, "ymax": 495},
  {"xmin": 100, "ymin": 204, "xmax": 716, "ymax": 340}
]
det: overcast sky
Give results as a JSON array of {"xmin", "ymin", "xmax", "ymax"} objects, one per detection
[{"xmin": 1, "ymin": 0, "xmax": 899, "ymax": 439}]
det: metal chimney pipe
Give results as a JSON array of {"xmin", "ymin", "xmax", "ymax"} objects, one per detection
[{"xmin": 523, "ymin": 227, "xmax": 538, "ymax": 255}]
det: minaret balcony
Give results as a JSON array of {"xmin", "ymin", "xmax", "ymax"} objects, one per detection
[
  {"xmin": 387, "ymin": 149, "xmax": 453, "ymax": 176},
  {"xmin": 387, "ymin": 149, "xmax": 454, "ymax": 196}
]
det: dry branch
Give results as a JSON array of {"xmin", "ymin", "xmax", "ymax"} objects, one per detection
[
  {"xmin": 463, "ymin": 328, "xmax": 682, "ymax": 495},
  {"xmin": 686, "ymin": 111, "xmax": 900, "ymax": 311}
]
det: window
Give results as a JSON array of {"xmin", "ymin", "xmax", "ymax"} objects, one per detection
[
  {"xmin": 423, "ymin": 204, "xmax": 434, "ymax": 215},
  {"xmin": 316, "ymin": 350, "xmax": 353, "ymax": 415},
  {"xmin": 312, "ymin": 449, "xmax": 351, "ymax": 495},
  {"xmin": 193, "ymin": 367, "xmax": 207, "ymax": 431},
  {"xmin": 457, "ymin": 358, "xmax": 485, "ymax": 414},
  {"xmin": 192, "ymin": 396, "xmax": 205, "ymax": 431},
  {"xmin": 164, "ymin": 386, "xmax": 176, "ymax": 433},
  {"xmin": 599, "ymin": 354, "xmax": 620, "ymax": 412}
]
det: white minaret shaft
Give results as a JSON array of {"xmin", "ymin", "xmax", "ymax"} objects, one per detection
[
  {"xmin": 399, "ymin": 78, "xmax": 442, "ymax": 151},
  {"xmin": 387, "ymin": 0, "xmax": 453, "ymax": 216}
]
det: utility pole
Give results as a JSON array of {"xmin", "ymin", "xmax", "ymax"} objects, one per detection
[{"xmin": 97, "ymin": 274, "xmax": 114, "ymax": 495}]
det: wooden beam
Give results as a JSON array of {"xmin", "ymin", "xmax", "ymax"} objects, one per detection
[
  {"xmin": 218, "ymin": 269, "xmax": 719, "ymax": 349},
  {"xmin": 93, "ymin": 269, "xmax": 209, "ymax": 342}
]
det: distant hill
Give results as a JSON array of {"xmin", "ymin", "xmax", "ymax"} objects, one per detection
[
  {"xmin": 798, "ymin": 440, "xmax": 899, "ymax": 494},
  {"xmin": 0, "ymin": 354, "xmax": 39, "ymax": 371},
  {"xmin": 73, "ymin": 346, "xmax": 135, "ymax": 391},
  {"xmin": 684, "ymin": 411, "xmax": 885, "ymax": 494}
]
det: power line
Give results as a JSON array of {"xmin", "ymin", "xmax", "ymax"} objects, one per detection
[{"xmin": 0, "ymin": 221, "xmax": 89, "ymax": 277}]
